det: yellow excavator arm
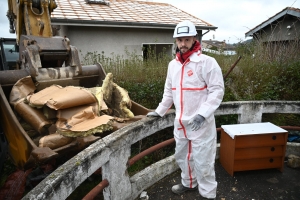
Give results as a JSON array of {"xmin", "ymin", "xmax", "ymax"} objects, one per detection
[
  {"xmin": 6, "ymin": 0, "xmax": 57, "ymax": 44},
  {"xmin": 4, "ymin": 0, "xmax": 80, "ymax": 73}
]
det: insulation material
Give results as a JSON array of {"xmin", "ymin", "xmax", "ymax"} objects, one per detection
[
  {"xmin": 43, "ymin": 106, "xmax": 57, "ymax": 120},
  {"xmin": 56, "ymin": 113, "xmax": 114, "ymax": 137},
  {"xmin": 100, "ymin": 99, "xmax": 108, "ymax": 111},
  {"xmin": 112, "ymin": 115, "xmax": 146, "ymax": 131},
  {"xmin": 102, "ymin": 73, "xmax": 114, "ymax": 105},
  {"xmin": 59, "ymin": 106, "xmax": 96, "ymax": 127},
  {"xmin": 25, "ymin": 85, "xmax": 62, "ymax": 108},
  {"xmin": 86, "ymin": 87, "xmax": 108, "ymax": 112},
  {"xmin": 9, "ymin": 73, "xmax": 136, "ymax": 150},
  {"xmin": 14, "ymin": 98, "xmax": 53, "ymax": 135},
  {"xmin": 76, "ymin": 135, "xmax": 101, "ymax": 150},
  {"xmin": 9, "ymin": 76, "xmax": 36, "ymax": 107},
  {"xmin": 102, "ymin": 73, "xmax": 134, "ymax": 118},
  {"xmin": 39, "ymin": 133, "xmax": 75, "ymax": 149},
  {"xmin": 112, "ymin": 82, "xmax": 134, "ymax": 118},
  {"xmin": 26, "ymin": 85, "xmax": 97, "ymax": 110},
  {"xmin": 56, "ymin": 104, "xmax": 99, "ymax": 121}
]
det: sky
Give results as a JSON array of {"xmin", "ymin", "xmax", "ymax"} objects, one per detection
[
  {"xmin": 158, "ymin": 0, "xmax": 299, "ymax": 43},
  {"xmin": 0, "ymin": 0, "xmax": 299, "ymax": 43}
]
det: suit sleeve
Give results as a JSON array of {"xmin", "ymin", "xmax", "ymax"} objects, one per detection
[
  {"xmin": 198, "ymin": 57, "xmax": 224, "ymax": 119},
  {"xmin": 155, "ymin": 63, "xmax": 174, "ymax": 117}
]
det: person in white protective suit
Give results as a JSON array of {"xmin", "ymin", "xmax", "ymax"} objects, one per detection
[{"xmin": 147, "ymin": 20, "xmax": 224, "ymax": 199}]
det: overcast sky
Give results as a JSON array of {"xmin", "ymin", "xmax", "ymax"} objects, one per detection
[
  {"xmin": 159, "ymin": 0, "xmax": 299, "ymax": 43},
  {"xmin": 0, "ymin": 0, "xmax": 299, "ymax": 43}
]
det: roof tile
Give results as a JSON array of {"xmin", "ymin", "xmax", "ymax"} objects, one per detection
[{"xmin": 51, "ymin": 0, "xmax": 214, "ymax": 28}]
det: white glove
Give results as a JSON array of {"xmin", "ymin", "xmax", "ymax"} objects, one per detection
[
  {"xmin": 146, "ymin": 111, "xmax": 160, "ymax": 117},
  {"xmin": 188, "ymin": 114, "xmax": 205, "ymax": 131}
]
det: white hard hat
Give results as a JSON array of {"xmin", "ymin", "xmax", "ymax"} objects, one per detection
[{"xmin": 173, "ymin": 20, "xmax": 197, "ymax": 38}]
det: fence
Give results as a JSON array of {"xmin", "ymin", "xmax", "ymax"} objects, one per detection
[{"xmin": 22, "ymin": 101, "xmax": 300, "ymax": 200}]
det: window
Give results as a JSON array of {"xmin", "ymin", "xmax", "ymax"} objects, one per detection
[
  {"xmin": 0, "ymin": 40, "xmax": 19, "ymax": 70},
  {"xmin": 142, "ymin": 43, "xmax": 173, "ymax": 60}
]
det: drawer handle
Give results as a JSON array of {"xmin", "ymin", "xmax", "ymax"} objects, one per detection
[
  {"xmin": 269, "ymin": 158, "xmax": 274, "ymax": 163},
  {"xmin": 271, "ymin": 147, "xmax": 275, "ymax": 151},
  {"xmin": 272, "ymin": 135, "xmax": 277, "ymax": 140}
]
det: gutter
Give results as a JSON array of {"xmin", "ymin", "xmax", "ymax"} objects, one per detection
[{"xmin": 51, "ymin": 18, "xmax": 218, "ymax": 31}]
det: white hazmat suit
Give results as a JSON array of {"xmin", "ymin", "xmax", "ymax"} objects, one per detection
[{"xmin": 155, "ymin": 50, "xmax": 224, "ymax": 198}]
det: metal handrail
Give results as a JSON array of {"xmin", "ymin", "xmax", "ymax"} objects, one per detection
[
  {"xmin": 82, "ymin": 179, "xmax": 109, "ymax": 200},
  {"xmin": 128, "ymin": 138, "xmax": 175, "ymax": 167}
]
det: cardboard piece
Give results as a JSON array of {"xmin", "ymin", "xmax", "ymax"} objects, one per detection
[{"xmin": 26, "ymin": 85, "xmax": 97, "ymax": 110}]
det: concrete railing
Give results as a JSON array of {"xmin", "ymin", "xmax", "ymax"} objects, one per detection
[{"xmin": 22, "ymin": 101, "xmax": 300, "ymax": 200}]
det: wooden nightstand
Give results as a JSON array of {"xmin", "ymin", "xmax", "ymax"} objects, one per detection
[{"xmin": 220, "ymin": 122, "xmax": 288, "ymax": 176}]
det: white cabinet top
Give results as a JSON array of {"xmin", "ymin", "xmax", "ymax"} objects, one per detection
[{"xmin": 221, "ymin": 122, "xmax": 287, "ymax": 139}]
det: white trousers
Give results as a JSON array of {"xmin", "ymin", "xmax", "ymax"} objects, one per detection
[{"xmin": 174, "ymin": 129, "xmax": 217, "ymax": 198}]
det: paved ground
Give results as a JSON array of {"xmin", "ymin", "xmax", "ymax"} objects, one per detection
[{"xmin": 145, "ymin": 159, "xmax": 300, "ymax": 200}]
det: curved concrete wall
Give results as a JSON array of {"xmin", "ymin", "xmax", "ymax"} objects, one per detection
[{"xmin": 23, "ymin": 101, "xmax": 300, "ymax": 200}]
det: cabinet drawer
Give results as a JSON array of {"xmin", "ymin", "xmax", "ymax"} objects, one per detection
[
  {"xmin": 233, "ymin": 157, "xmax": 283, "ymax": 171},
  {"xmin": 235, "ymin": 133, "xmax": 286, "ymax": 148},
  {"xmin": 234, "ymin": 146, "xmax": 284, "ymax": 160}
]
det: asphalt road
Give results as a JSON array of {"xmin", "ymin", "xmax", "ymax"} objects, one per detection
[{"xmin": 145, "ymin": 160, "xmax": 300, "ymax": 200}]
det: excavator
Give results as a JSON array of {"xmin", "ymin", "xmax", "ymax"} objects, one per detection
[{"xmin": 0, "ymin": 0, "xmax": 149, "ymax": 170}]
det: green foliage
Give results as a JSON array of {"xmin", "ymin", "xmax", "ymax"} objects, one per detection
[
  {"xmin": 120, "ymin": 80, "xmax": 165, "ymax": 109},
  {"xmin": 82, "ymin": 39, "xmax": 300, "ymax": 105},
  {"xmin": 262, "ymin": 113, "xmax": 300, "ymax": 126},
  {"xmin": 209, "ymin": 46, "xmax": 219, "ymax": 51},
  {"xmin": 80, "ymin": 41, "xmax": 300, "ymax": 147},
  {"xmin": 81, "ymin": 40, "xmax": 300, "ymax": 151},
  {"xmin": 82, "ymin": 46, "xmax": 172, "ymax": 109},
  {"xmin": 218, "ymin": 39, "xmax": 300, "ymax": 101}
]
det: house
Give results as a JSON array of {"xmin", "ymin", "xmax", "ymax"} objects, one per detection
[
  {"xmin": 50, "ymin": 0, "xmax": 217, "ymax": 61},
  {"xmin": 201, "ymin": 40, "xmax": 236, "ymax": 55},
  {"xmin": 245, "ymin": 7, "xmax": 300, "ymax": 42}
]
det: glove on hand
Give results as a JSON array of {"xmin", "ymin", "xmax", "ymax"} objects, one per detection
[
  {"xmin": 146, "ymin": 111, "xmax": 160, "ymax": 117},
  {"xmin": 188, "ymin": 114, "xmax": 205, "ymax": 131}
]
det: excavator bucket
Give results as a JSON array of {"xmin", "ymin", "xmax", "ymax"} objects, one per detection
[{"xmin": 0, "ymin": 36, "xmax": 150, "ymax": 169}]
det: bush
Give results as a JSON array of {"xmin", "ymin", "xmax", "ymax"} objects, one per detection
[{"xmin": 81, "ymin": 39, "xmax": 300, "ymax": 105}]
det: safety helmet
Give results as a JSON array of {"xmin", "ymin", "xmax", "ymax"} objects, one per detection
[{"xmin": 173, "ymin": 20, "xmax": 198, "ymax": 38}]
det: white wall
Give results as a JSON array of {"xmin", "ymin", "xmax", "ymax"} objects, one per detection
[{"xmin": 56, "ymin": 26, "xmax": 175, "ymax": 61}]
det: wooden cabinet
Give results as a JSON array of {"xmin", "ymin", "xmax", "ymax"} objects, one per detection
[{"xmin": 220, "ymin": 122, "xmax": 288, "ymax": 176}]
